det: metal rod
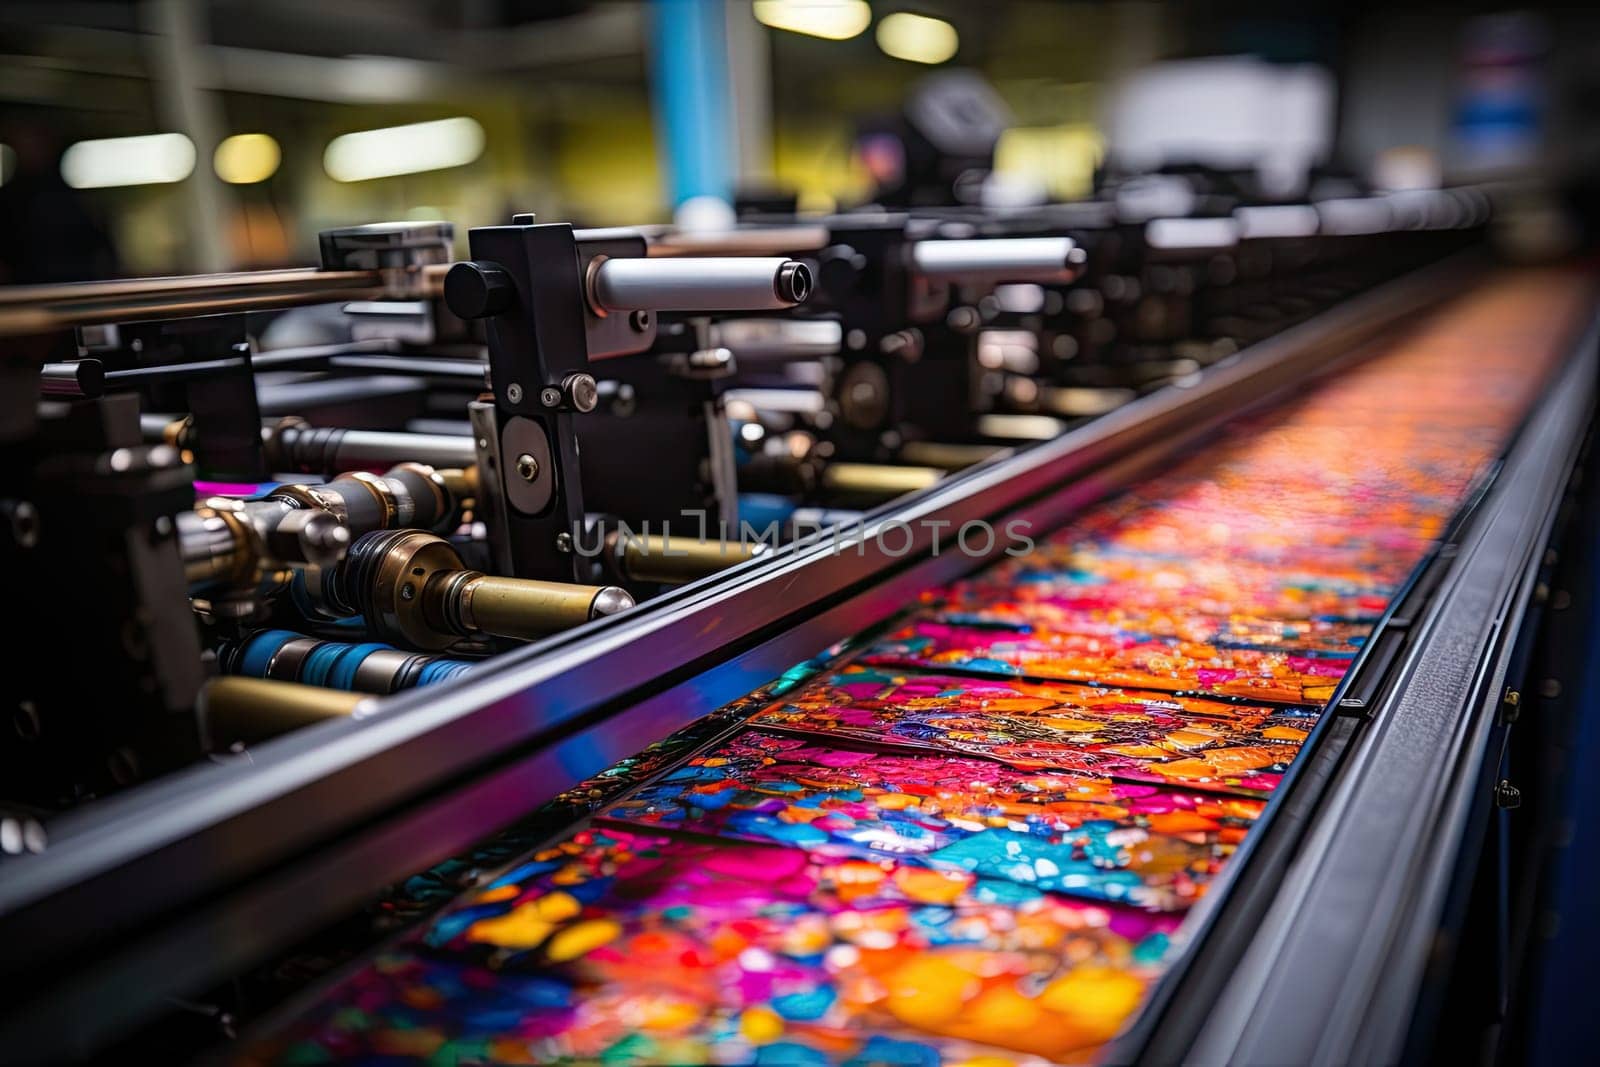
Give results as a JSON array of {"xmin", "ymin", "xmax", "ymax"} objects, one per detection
[
  {"xmin": 267, "ymin": 421, "xmax": 477, "ymax": 474},
  {"xmin": 643, "ymin": 225, "xmax": 832, "ymax": 257},
  {"xmin": 605, "ymin": 532, "xmax": 765, "ymax": 585},
  {"xmin": 0, "ymin": 264, "xmax": 447, "ymax": 339},
  {"xmin": 819, "ymin": 462, "xmax": 944, "ymax": 497},
  {"xmin": 39, "ymin": 360, "xmax": 105, "ymax": 398},
  {"xmin": 910, "ymin": 236, "xmax": 1084, "ymax": 285},
  {"xmin": 199, "ymin": 676, "xmax": 370, "ymax": 750},
  {"xmin": 589, "ymin": 256, "xmax": 811, "ymax": 313}
]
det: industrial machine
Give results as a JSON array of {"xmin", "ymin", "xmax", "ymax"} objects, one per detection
[{"xmin": 0, "ymin": 178, "xmax": 1591, "ymax": 1067}]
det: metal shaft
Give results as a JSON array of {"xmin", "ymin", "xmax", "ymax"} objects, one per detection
[
  {"xmin": 910, "ymin": 237, "xmax": 1084, "ymax": 285},
  {"xmin": 225, "ymin": 629, "xmax": 476, "ymax": 694},
  {"xmin": 0, "ymin": 266, "xmax": 446, "ymax": 339},
  {"xmin": 200, "ymin": 676, "xmax": 369, "ymax": 750},
  {"xmin": 40, "ymin": 360, "xmax": 105, "ymax": 398},
  {"xmin": 605, "ymin": 532, "xmax": 766, "ymax": 585},
  {"xmin": 324, "ymin": 530, "xmax": 633, "ymax": 650},
  {"xmin": 266, "ymin": 419, "xmax": 477, "ymax": 474},
  {"xmin": 589, "ymin": 256, "xmax": 811, "ymax": 313},
  {"xmin": 819, "ymin": 462, "xmax": 943, "ymax": 498}
]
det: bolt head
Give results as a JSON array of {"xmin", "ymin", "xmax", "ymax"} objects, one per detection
[
  {"xmin": 629, "ymin": 310, "xmax": 652, "ymax": 332},
  {"xmin": 506, "ymin": 382, "xmax": 524, "ymax": 404},
  {"xmin": 515, "ymin": 453, "xmax": 540, "ymax": 481},
  {"xmin": 540, "ymin": 386, "xmax": 563, "ymax": 408}
]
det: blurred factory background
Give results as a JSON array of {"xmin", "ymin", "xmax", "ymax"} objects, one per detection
[{"xmin": 0, "ymin": 1, "xmax": 1596, "ymax": 281}]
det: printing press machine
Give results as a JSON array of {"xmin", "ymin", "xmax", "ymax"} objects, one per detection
[{"xmin": 0, "ymin": 183, "xmax": 1594, "ymax": 1065}]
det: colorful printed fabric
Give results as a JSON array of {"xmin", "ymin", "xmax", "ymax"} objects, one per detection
[
  {"xmin": 241, "ymin": 826, "xmax": 1178, "ymax": 1065},
  {"xmin": 236, "ymin": 273, "xmax": 1588, "ymax": 1065},
  {"xmin": 752, "ymin": 666, "xmax": 1307, "ymax": 793},
  {"xmin": 602, "ymin": 729, "xmax": 1261, "ymax": 910}
]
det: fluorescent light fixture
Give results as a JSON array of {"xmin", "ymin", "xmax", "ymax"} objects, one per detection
[
  {"xmin": 875, "ymin": 12, "xmax": 959, "ymax": 64},
  {"xmin": 213, "ymin": 133, "xmax": 281, "ymax": 184},
  {"xmin": 323, "ymin": 117, "xmax": 484, "ymax": 183},
  {"xmin": 60, "ymin": 133, "xmax": 195, "ymax": 189},
  {"xmin": 752, "ymin": 0, "xmax": 871, "ymax": 41},
  {"xmin": 1145, "ymin": 217, "xmax": 1240, "ymax": 251},
  {"xmin": 1234, "ymin": 204, "xmax": 1320, "ymax": 240}
]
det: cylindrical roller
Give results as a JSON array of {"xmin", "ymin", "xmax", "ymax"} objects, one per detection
[
  {"xmin": 323, "ymin": 530, "xmax": 634, "ymax": 650},
  {"xmin": 268, "ymin": 463, "xmax": 460, "ymax": 535},
  {"xmin": 200, "ymin": 676, "xmax": 370, "ymax": 750},
  {"xmin": 141, "ymin": 413, "xmax": 194, "ymax": 450},
  {"xmin": 40, "ymin": 359, "xmax": 105, "ymax": 398},
  {"xmin": 819, "ymin": 462, "xmax": 943, "ymax": 498},
  {"xmin": 177, "ymin": 498, "xmax": 349, "ymax": 590},
  {"xmin": 226, "ymin": 629, "xmax": 476, "ymax": 694},
  {"xmin": 589, "ymin": 256, "xmax": 811, "ymax": 313},
  {"xmin": 896, "ymin": 441, "xmax": 1006, "ymax": 471},
  {"xmin": 605, "ymin": 532, "xmax": 766, "ymax": 585},
  {"xmin": 265, "ymin": 418, "xmax": 477, "ymax": 475},
  {"xmin": 910, "ymin": 237, "xmax": 1084, "ymax": 285},
  {"xmin": 456, "ymin": 575, "xmax": 635, "ymax": 640}
]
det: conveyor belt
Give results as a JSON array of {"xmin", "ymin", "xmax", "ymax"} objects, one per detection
[{"xmin": 227, "ymin": 272, "xmax": 1593, "ymax": 1065}]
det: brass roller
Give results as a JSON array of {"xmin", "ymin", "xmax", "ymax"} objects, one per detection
[
  {"xmin": 604, "ymin": 532, "xmax": 766, "ymax": 585},
  {"xmin": 200, "ymin": 676, "xmax": 370, "ymax": 750}
]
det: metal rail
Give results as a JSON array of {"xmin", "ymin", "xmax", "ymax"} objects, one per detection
[
  {"xmin": 0, "ymin": 265, "xmax": 448, "ymax": 338},
  {"xmin": 1181, "ymin": 311, "xmax": 1596, "ymax": 1066},
  {"xmin": 0, "ymin": 254, "xmax": 1488, "ymax": 1057}
]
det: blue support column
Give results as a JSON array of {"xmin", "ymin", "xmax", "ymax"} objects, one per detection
[{"xmin": 648, "ymin": 0, "xmax": 735, "ymax": 208}]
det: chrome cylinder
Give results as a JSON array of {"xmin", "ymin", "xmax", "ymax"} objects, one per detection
[
  {"xmin": 910, "ymin": 237, "xmax": 1084, "ymax": 285},
  {"xmin": 589, "ymin": 256, "xmax": 811, "ymax": 313}
]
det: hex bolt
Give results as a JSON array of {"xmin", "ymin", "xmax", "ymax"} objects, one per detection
[{"xmin": 515, "ymin": 453, "xmax": 540, "ymax": 482}]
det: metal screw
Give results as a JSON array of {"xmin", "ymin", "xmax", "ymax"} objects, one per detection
[
  {"xmin": 1502, "ymin": 688, "xmax": 1521, "ymax": 724},
  {"xmin": 1494, "ymin": 780, "xmax": 1522, "ymax": 809},
  {"xmin": 554, "ymin": 532, "xmax": 574, "ymax": 553},
  {"xmin": 539, "ymin": 386, "xmax": 563, "ymax": 408},
  {"xmin": 629, "ymin": 310, "xmax": 652, "ymax": 332},
  {"xmin": 506, "ymin": 382, "xmax": 524, "ymax": 404},
  {"xmin": 401, "ymin": 582, "xmax": 416, "ymax": 601},
  {"xmin": 515, "ymin": 453, "xmax": 540, "ymax": 482},
  {"xmin": 563, "ymin": 373, "xmax": 599, "ymax": 413}
]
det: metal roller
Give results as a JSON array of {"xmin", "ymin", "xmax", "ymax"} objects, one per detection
[
  {"xmin": 313, "ymin": 529, "xmax": 634, "ymax": 650},
  {"xmin": 264, "ymin": 418, "xmax": 477, "ymax": 474},
  {"xmin": 177, "ymin": 498, "xmax": 349, "ymax": 590},
  {"xmin": 199, "ymin": 676, "xmax": 370, "ymax": 750},
  {"xmin": 224, "ymin": 629, "xmax": 477, "ymax": 694},
  {"xmin": 587, "ymin": 256, "xmax": 812, "ymax": 314},
  {"xmin": 39, "ymin": 360, "xmax": 105, "ymax": 398},
  {"xmin": 604, "ymin": 532, "xmax": 766, "ymax": 585},
  {"xmin": 909, "ymin": 237, "xmax": 1085, "ymax": 285},
  {"xmin": 819, "ymin": 462, "xmax": 944, "ymax": 498}
]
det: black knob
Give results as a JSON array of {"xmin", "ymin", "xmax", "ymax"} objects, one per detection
[{"xmin": 444, "ymin": 260, "xmax": 515, "ymax": 319}]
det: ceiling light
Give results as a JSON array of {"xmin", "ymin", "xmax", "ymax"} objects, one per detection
[
  {"xmin": 213, "ymin": 133, "xmax": 281, "ymax": 184},
  {"xmin": 876, "ymin": 12, "xmax": 959, "ymax": 64},
  {"xmin": 752, "ymin": 0, "xmax": 871, "ymax": 41},
  {"xmin": 323, "ymin": 117, "xmax": 485, "ymax": 183},
  {"xmin": 60, "ymin": 133, "xmax": 196, "ymax": 189}
]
